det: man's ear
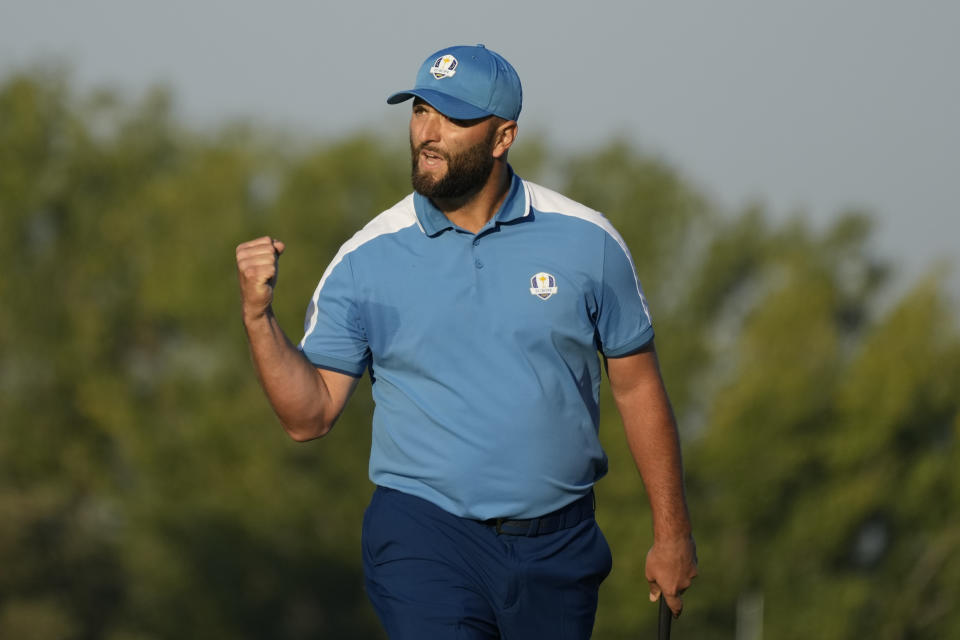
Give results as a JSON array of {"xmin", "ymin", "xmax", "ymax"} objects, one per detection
[{"xmin": 492, "ymin": 121, "xmax": 518, "ymax": 159}]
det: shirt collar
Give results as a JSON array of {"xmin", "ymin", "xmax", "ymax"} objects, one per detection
[{"xmin": 414, "ymin": 166, "xmax": 530, "ymax": 236}]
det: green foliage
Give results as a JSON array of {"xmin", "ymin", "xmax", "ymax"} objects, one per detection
[
  {"xmin": 1, "ymin": 68, "xmax": 958, "ymax": 639},
  {"xmin": 0, "ymin": 69, "xmax": 385, "ymax": 640}
]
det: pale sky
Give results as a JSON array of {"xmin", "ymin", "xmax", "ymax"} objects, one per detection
[{"xmin": 2, "ymin": 0, "xmax": 957, "ymax": 298}]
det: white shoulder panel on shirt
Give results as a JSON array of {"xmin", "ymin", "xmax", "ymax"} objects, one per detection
[
  {"xmin": 301, "ymin": 194, "xmax": 419, "ymax": 341},
  {"xmin": 523, "ymin": 180, "xmax": 631, "ymax": 255}
]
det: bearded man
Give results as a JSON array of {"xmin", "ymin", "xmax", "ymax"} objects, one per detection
[{"xmin": 235, "ymin": 44, "xmax": 697, "ymax": 640}]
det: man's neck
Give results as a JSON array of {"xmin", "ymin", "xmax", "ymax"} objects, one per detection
[{"xmin": 432, "ymin": 163, "xmax": 511, "ymax": 234}]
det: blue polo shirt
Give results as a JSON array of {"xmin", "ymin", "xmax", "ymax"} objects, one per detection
[{"xmin": 299, "ymin": 170, "xmax": 654, "ymax": 519}]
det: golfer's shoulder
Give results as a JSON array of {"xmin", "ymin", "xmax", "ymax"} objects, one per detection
[
  {"xmin": 523, "ymin": 180, "xmax": 623, "ymax": 245},
  {"xmin": 337, "ymin": 193, "xmax": 420, "ymax": 258}
]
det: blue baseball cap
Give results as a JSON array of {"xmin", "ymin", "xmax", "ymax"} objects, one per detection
[{"xmin": 387, "ymin": 44, "xmax": 522, "ymax": 121}]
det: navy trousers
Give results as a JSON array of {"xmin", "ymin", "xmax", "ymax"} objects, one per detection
[{"xmin": 362, "ymin": 486, "xmax": 612, "ymax": 639}]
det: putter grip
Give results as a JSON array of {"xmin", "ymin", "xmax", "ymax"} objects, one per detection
[{"xmin": 658, "ymin": 595, "xmax": 672, "ymax": 640}]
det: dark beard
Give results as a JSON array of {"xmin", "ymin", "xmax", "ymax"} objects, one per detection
[{"xmin": 410, "ymin": 129, "xmax": 497, "ymax": 200}]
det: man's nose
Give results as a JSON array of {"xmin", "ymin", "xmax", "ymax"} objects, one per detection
[{"xmin": 416, "ymin": 112, "xmax": 442, "ymax": 143}]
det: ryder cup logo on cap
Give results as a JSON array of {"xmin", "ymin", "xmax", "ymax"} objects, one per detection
[
  {"xmin": 387, "ymin": 44, "xmax": 523, "ymax": 121},
  {"xmin": 431, "ymin": 54, "xmax": 458, "ymax": 79}
]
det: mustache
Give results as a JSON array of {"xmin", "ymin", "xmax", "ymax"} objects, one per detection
[{"xmin": 411, "ymin": 141, "xmax": 448, "ymax": 161}]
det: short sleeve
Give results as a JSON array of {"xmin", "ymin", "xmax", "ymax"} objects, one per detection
[
  {"xmin": 298, "ymin": 253, "xmax": 370, "ymax": 377},
  {"xmin": 596, "ymin": 231, "xmax": 654, "ymax": 357}
]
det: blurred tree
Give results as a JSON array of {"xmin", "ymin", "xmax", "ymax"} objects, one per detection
[
  {"xmin": 0, "ymin": 70, "xmax": 387, "ymax": 639},
  {"xmin": 680, "ymin": 215, "xmax": 960, "ymax": 639}
]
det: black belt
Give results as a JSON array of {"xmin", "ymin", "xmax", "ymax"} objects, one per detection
[{"xmin": 481, "ymin": 491, "xmax": 595, "ymax": 536}]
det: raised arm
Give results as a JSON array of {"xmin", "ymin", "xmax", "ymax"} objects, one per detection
[
  {"xmin": 236, "ymin": 236, "xmax": 359, "ymax": 441},
  {"xmin": 605, "ymin": 341, "xmax": 698, "ymax": 617}
]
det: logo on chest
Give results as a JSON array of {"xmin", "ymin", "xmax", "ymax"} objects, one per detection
[{"xmin": 529, "ymin": 272, "xmax": 558, "ymax": 300}]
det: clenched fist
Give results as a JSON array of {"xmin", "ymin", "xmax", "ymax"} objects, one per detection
[{"xmin": 236, "ymin": 236, "xmax": 286, "ymax": 320}]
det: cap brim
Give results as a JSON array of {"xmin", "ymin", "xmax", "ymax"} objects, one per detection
[{"xmin": 386, "ymin": 89, "xmax": 491, "ymax": 120}]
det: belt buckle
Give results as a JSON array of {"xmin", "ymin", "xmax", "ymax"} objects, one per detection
[{"xmin": 495, "ymin": 517, "xmax": 507, "ymax": 535}]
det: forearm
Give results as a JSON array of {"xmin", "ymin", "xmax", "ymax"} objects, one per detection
[
  {"xmin": 619, "ymin": 391, "xmax": 692, "ymax": 541},
  {"xmin": 606, "ymin": 347, "xmax": 693, "ymax": 540},
  {"xmin": 243, "ymin": 307, "xmax": 334, "ymax": 440},
  {"xmin": 607, "ymin": 347, "xmax": 698, "ymax": 612}
]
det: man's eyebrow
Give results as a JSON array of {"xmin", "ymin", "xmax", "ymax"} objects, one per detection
[
  {"xmin": 449, "ymin": 115, "xmax": 492, "ymax": 127},
  {"xmin": 411, "ymin": 98, "xmax": 491, "ymax": 127}
]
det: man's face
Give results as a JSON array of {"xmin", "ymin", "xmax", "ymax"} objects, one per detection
[{"xmin": 409, "ymin": 100, "xmax": 499, "ymax": 200}]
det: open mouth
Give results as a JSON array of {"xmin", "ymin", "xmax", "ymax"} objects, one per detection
[{"xmin": 419, "ymin": 147, "xmax": 446, "ymax": 168}]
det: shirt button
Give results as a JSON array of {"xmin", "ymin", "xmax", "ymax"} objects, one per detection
[
  {"xmin": 475, "ymin": 259, "xmax": 484, "ymax": 269},
  {"xmin": 472, "ymin": 238, "xmax": 480, "ymax": 246}
]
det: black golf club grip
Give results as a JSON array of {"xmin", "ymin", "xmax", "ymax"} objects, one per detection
[{"xmin": 658, "ymin": 595, "xmax": 672, "ymax": 640}]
